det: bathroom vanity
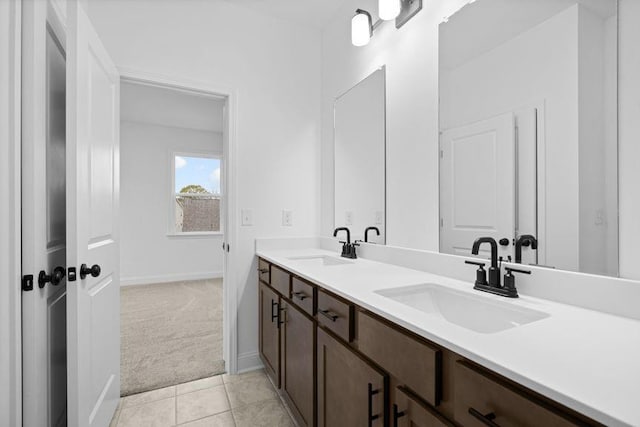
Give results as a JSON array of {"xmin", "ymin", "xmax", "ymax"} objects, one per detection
[{"xmin": 256, "ymin": 241, "xmax": 640, "ymax": 427}]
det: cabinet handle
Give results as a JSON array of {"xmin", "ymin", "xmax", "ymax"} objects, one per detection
[
  {"xmin": 318, "ymin": 309, "xmax": 339, "ymax": 322},
  {"xmin": 258, "ymin": 268, "xmax": 269, "ymax": 274},
  {"xmin": 277, "ymin": 306, "xmax": 286, "ymax": 329},
  {"xmin": 468, "ymin": 408, "xmax": 500, "ymax": 427},
  {"xmin": 271, "ymin": 300, "xmax": 278, "ymax": 323},
  {"xmin": 368, "ymin": 383, "xmax": 381, "ymax": 427},
  {"xmin": 292, "ymin": 291, "xmax": 308, "ymax": 301},
  {"xmin": 393, "ymin": 404, "xmax": 406, "ymax": 427}
]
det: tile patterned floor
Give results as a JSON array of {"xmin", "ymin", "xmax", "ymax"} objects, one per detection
[{"xmin": 110, "ymin": 370, "xmax": 295, "ymax": 427}]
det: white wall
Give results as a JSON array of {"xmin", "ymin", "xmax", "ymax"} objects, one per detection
[
  {"xmin": 88, "ymin": 0, "xmax": 322, "ymax": 365},
  {"xmin": 120, "ymin": 121, "xmax": 224, "ymax": 285},
  {"xmin": 619, "ymin": 0, "xmax": 640, "ymax": 280},
  {"xmin": 0, "ymin": 0, "xmax": 21, "ymax": 425}
]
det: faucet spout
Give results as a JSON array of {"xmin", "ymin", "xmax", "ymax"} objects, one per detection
[
  {"xmin": 471, "ymin": 237, "xmax": 498, "ymax": 269},
  {"xmin": 333, "ymin": 227, "xmax": 351, "ymax": 244},
  {"xmin": 515, "ymin": 235, "xmax": 538, "ymax": 263},
  {"xmin": 364, "ymin": 226, "xmax": 380, "ymax": 243}
]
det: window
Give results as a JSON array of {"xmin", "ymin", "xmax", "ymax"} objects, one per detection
[{"xmin": 173, "ymin": 154, "xmax": 222, "ymax": 234}]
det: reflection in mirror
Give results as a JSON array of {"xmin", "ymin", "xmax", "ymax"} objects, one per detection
[
  {"xmin": 439, "ymin": 0, "xmax": 618, "ymax": 276},
  {"xmin": 334, "ymin": 68, "xmax": 386, "ymax": 244}
]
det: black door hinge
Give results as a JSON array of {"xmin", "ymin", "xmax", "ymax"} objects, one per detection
[{"xmin": 22, "ymin": 274, "xmax": 34, "ymax": 291}]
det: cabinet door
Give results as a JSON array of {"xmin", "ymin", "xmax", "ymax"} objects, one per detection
[
  {"xmin": 317, "ymin": 328, "xmax": 386, "ymax": 427},
  {"xmin": 393, "ymin": 386, "xmax": 454, "ymax": 427},
  {"xmin": 282, "ymin": 302, "xmax": 314, "ymax": 426},
  {"xmin": 259, "ymin": 282, "xmax": 280, "ymax": 387}
]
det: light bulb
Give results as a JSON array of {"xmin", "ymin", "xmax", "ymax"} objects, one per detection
[
  {"xmin": 351, "ymin": 11, "xmax": 372, "ymax": 47},
  {"xmin": 379, "ymin": 0, "xmax": 401, "ymax": 20}
]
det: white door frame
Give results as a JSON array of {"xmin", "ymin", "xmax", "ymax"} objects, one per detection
[
  {"xmin": 0, "ymin": 0, "xmax": 23, "ymax": 425},
  {"xmin": 117, "ymin": 67, "xmax": 240, "ymax": 374}
]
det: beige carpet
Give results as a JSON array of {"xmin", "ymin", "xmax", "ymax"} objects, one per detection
[{"xmin": 120, "ymin": 279, "xmax": 225, "ymax": 396}]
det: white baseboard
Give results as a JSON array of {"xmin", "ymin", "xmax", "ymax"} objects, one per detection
[
  {"xmin": 120, "ymin": 271, "xmax": 222, "ymax": 287},
  {"xmin": 237, "ymin": 351, "xmax": 263, "ymax": 374}
]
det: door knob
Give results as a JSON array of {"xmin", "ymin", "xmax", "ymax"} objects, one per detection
[
  {"xmin": 80, "ymin": 263, "xmax": 101, "ymax": 280},
  {"xmin": 38, "ymin": 266, "xmax": 66, "ymax": 288},
  {"xmin": 498, "ymin": 238, "xmax": 510, "ymax": 246}
]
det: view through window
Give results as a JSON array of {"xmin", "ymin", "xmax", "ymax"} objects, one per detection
[{"xmin": 174, "ymin": 155, "xmax": 221, "ymax": 233}]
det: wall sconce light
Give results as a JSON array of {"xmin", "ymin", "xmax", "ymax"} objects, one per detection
[
  {"xmin": 351, "ymin": 9, "xmax": 373, "ymax": 47},
  {"xmin": 351, "ymin": 0, "xmax": 422, "ymax": 46},
  {"xmin": 379, "ymin": 0, "xmax": 401, "ymax": 21}
]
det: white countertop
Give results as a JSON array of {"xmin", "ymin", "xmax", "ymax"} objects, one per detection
[{"xmin": 256, "ymin": 247, "xmax": 640, "ymax": 427}]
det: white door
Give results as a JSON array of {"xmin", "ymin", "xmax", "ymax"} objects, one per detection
[
  {"xmin": 21, "ymin": 2, "xmax": 69, "ymax": 426},
  {"xmin": 440, "ymin": 112, "xmax": 515, "ymax": 261},
  {"xmin": 66, "ymin": 2, "xmax": 121, "ymax": 426}
]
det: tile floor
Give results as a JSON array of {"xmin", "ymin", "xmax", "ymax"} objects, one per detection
[{"xmin": 110, "ymin": 369, "xmax": 295, "ymax": 427}]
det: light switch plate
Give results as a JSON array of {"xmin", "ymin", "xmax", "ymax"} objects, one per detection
[
  {"xmin": 374, "ymin": 211, "xmax": 383, "ymax": 225},
  {"xmin": 345, "ymin": 211, "xmax": 353, "ymax": 226},
  {"xmin": 282, "ymin": 210, "xmax": 293, "ymax": 227},
  {"xmin": 241, "ymin": 209, "xmax": 253, "ymax": 226},
  {"xmin": 396, "ymin": 0, "xmax": 422, "ymax": 29}
]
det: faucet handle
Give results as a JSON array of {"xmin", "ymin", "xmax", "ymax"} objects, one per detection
[
  {"xmin": 503, "ymin": 267, "xmax": 531, "ymax": 296},
  {"xmin": 465, "ymin": 260, "xmax": 487, "ymax": 287}
]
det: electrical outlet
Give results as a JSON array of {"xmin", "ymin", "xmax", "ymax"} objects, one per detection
[
  {"xmin": 282, "ymin": 210, "xmax": 293, "ymax": 227},
  {"xmin": 241, "ymin": 209, "xmax": 253, "ymax": 226},
  {"xmin": 374, "ymin": 211, "xmax": 383, "ymax": 225},
  {"xmin": 345, "ymin": 211, "xmax": 353, "ymax": 226}
]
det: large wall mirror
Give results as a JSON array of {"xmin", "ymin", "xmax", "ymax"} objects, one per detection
[
  {"xmin": 334, "ymin": 68, "xmax": 386, "ymax": 244},
  {"xmin": 439, "ymin": 0, "xmax": 619, "ymax": 276}
]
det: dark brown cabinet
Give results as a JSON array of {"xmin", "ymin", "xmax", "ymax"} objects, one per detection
[
  {"xmin": 392, "ymin": 385, "xmax": 453, "ymax": 427},
  {"xmin": 282, "ymin": 301, "xmax": 315, "ymax": 426},
  {"xmin": 257, "ymin": 257, "xmax": 600, "ymax": 427},
  {"xmin": 259, "ymin": 281, "xmax": 281, "ymax": 387},
  {"xmin": 317, "ymin": 327, "xmax": 386, "ymax": 427}
]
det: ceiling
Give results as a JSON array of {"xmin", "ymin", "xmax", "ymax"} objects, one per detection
[
  {"xmin": 120, "ymin": 81, "xmax": 226, "ymax": 133},
  {"xmin": 222, "ymin": 0, "xmax": 346, "ymax": 29}
]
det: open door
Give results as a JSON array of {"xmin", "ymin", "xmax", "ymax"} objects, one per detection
[
  {"xmin": 66, "ymin": 3, "xmax": 120, "ymax": 426},
  {"xmin": 440, "ymin": 112, "xmax": 516, "ymax": 260}
]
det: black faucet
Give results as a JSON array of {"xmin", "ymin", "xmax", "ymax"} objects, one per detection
[
  {"xmin": 364, "ymin": 226, "xmax": 380, "ymax": 243},
  {"xmin": 471, "ymin": 237, "xmax": 500, "ymax": 287},
  {"xmin": 334, "ymin": 227, "xmax": 357, "ymax": 259},
  {"xmin": 515, "ymin": 235, "xmax": 538, "ymax": 264}
]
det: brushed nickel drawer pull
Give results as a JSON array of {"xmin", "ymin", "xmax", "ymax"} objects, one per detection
[
  {"xmin": 318, "ymin": 309, "xmax": 339, "ymax": 322},
  {"xmin": 469, "ymin": 408, "xmax": 500, "ymax": 427}
]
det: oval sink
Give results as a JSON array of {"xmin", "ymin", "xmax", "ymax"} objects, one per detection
[
  {"xmin": 376, "ymin": 283, "xmax": 549, "ymax": 333},
  {"xmin": 287, "ymin": 255, "xmax": 354, "ymax": 267}
]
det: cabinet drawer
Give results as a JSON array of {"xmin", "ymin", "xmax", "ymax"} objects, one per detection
[
  {"xmin": 317, "ymin": 289, "xmax": 353, "ymax": 342},
  {"xmin": 291, "ymin": 276, "xmax": 315, "ymax": 316},
  {"xmin": 357, "ymin": 311, "xmax": 442, "ymax": 407},
  {"xmin": 271, "ymin": 265, "xmax": 290, "ymax": 296},
  {"xmin": 258, "ymin": 258, "xmax": 270, "ymax": 284},
  {"xmin": 454, "ymin": 360, "xmax": 590, "ymax": 427},
  {"xmin": 394, "ymin": 386, "xmax": 454, "ymax": 427}
]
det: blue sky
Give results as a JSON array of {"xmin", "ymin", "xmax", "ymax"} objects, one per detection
[{"xmin": 175, "ymin": 156, "xmax": 221, "ymax": 193}]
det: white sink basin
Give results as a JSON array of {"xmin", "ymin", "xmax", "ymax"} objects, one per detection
[
  {"xmin": 287, "ymin": 255, "xmax": 354, "ymax": 266},
  {"xmin": 376, "ymin": 283, "xmax": 549, "ymax": 333}
]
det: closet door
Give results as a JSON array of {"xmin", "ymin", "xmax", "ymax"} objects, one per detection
[
  {"xmin": 66, "ymin": 2, "xmax": 121, "ymax": 426},
  {"xmin": 440, "ymin": 112, "xmax": 516, "ymax": 260}
]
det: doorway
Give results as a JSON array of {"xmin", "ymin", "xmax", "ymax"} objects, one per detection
[{"xmin": 118, "ymin": 79, "xmax": 229, "ymax": 395}]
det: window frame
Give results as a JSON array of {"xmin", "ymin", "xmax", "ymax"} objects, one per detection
[{"xmin": 168, "ymin": 150, "xmax": 224, "ymax": 237}]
